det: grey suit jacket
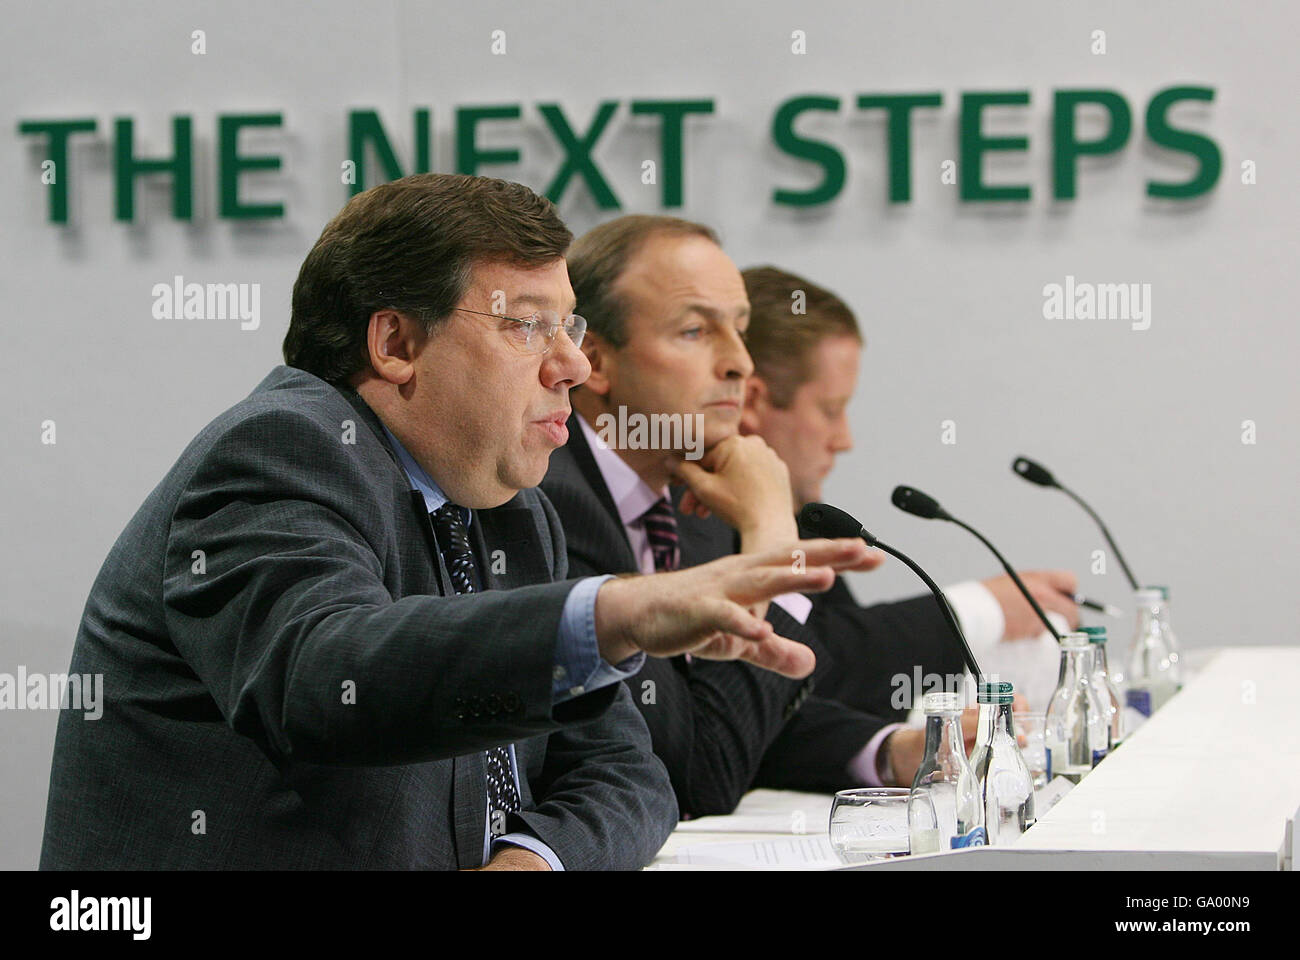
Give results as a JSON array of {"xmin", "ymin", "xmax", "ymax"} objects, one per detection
[{"xmin": 40, "ymin": 366, "xmax": 676, "ymax": 870}]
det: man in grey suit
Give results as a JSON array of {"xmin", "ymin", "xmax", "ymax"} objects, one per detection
[{"xmin": 40, "ymin": 174, "xmax": 873, "ymax": 870}]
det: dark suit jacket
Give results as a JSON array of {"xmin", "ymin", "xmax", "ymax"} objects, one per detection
[
  {"xmin": 807, "ymin": 578, "xmax": 965, "ymax": 723},
  {"xmin": 541, "ymin": 415, "xmax": 892, "ymax": 818},
  {"xmin": 40, "ymin": 366, "xmax": 676, "ymax": 870}
]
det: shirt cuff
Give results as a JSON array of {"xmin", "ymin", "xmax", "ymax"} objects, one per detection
[
  {"xmin": 493, "ymin": 833, "xmax": 564, "ymax": 871},
  {"xmin": 554, "ymin": 575, "xmax": 646, "ymax": 704},
  {"xmin": 943, "ymin": 580, "xmax": 1005, "ymax": 657},
  {"xmin": 847, "ymin": 722, "xmax": 907, "ymax": 787},
  {"xmin": 772, "ymin": 592, "xmax": 813, "ymax": 625}
]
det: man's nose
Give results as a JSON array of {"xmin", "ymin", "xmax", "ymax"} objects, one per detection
[
  {"xmin": 541, "ymin": 328, "xmax": 591, "ymax": 388},
  {"xmin": 718, "ymin": 328, "xmax": 754, "ymax": 381}
]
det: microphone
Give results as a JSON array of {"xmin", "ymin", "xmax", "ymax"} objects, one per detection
[
  {"xmin": 798, "ymin": 502, "xmax": 982, "ymax": 678},
  {"xmin": 1011, "ymin": 456, "xmax": 1141, "ymax": 591},
  {"xmin": 890, "ymin": 485, "xmax": 951, "ymax": 522},
  {"xmin": 891, "ymin": 485, "xmax": 1064, "ymax": 642}
]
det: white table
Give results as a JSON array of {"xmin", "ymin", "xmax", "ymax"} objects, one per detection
[{"xmin": 648, "ymin": 647, "xmax": 1300, "ymax": 870}]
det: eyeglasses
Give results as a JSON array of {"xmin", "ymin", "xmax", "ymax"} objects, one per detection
[{"xmin": 454, "ymin": 307, "xmax": 587, "ymax": 355}]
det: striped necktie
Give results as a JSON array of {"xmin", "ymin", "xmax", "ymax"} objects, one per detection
[
  {"xmin": 641, "ymin": 497, "xmax": 680, "ymax": 573},
  {"xmin": 428, "ymin": 502, "xmax": 522, "ymax": 831}
]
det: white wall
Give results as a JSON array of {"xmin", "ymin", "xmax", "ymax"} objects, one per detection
[{"xmin": 2, "ymin": 0, "xmax": 1296, "ymax": 868}]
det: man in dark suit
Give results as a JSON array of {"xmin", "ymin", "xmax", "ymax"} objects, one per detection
[
  {"xmin": 737, "ymin": 266, "xmax": 1081, "ymax": 718},
  {"xmin": 40, "ymin": 176, "xmax": 872, "ymax": 870},
  {"xmin": 542, "ymin": 215, "xmax": 930, "ymax": 817}
]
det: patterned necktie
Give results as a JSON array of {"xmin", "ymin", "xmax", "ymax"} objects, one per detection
[
  {"xmin": 641, "ymin": 497, "xmax": 680, "ymax": 573},
  {"xmin": 428, "ymin": 502, "xmax": 522, "ymax": 827}
]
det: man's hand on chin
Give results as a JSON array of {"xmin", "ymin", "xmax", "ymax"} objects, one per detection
[
  {"xmin": 468, "ymin": 847, "xmax": 552, "ymax": 871},
  {"xmin": 670, "ymin": 435, "xmax": 798, "ymax": 553}
]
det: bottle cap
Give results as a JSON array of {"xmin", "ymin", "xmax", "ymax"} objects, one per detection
[
  {"xmin": 1080, "ymin": 625, "xmax": 1108, "ymax": 643},
  {"xmin": 976, "ymin": 680, "xmax": 1014, "ymax": 704},
  {"xmin": 1060, "ymin": 631, "xmax": 1091, "ymax": 649},
  {"xmin": 1134, "ymin": 588, "xmax": 1163, "ymax": 606},
  {"xmin": 921, "ymin": 691, "xmax": 962, "ymax": 714}
]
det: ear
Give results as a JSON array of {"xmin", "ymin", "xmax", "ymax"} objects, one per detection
[
  {"xmin": 579, "ymin": 330, "xmax": 615, "ymax": 397},
  {"xmin": 365, "ymin": 310, "xmax": 423, "ymax": 386},
  {"xmin": 740, "ymin": 375, "xmax": 769, "ymax": 435}
]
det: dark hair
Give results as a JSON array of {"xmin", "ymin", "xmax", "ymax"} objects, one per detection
[
  {"xmin": 284, "ymin": 173, "xmax": 572, "ymax": 384},
  {"xmin": 567, "ymin": 214, "xmax": 718, "ymax": 348},
  {"xmin": 741, "ymin": 266, "xmax": 862, "ymax": 407}
]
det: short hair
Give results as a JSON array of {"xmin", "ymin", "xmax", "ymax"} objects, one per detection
[
  {"xmin": 283, "ymin": 173, "xmax": 572, "ymax": 385},
  {"xmin": 567, "ymin": 214, "xmax": 719, "ymax": 348},
  {"xmin": 741, "ymin": 266, "xmax": 862, "ymax": 408}
]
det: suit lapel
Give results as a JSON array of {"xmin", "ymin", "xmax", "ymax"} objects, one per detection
[
  {"xmin": 457, "ymin": 504, "xmax": 543, "ymax": 867},
  {"xmin": 565, "ymin": 414, "xmax": 624, "ymax": 527},
  {"xmin": 329, "ymin": 384, "xmax": 460, "ymax": 593},
  {"xmin": 557, "ymin": 415, "xmax": 641, "ymax": 573},
  {"xmin": 412, "ymin": 491, "xmax": 456, "ymax": 597}
]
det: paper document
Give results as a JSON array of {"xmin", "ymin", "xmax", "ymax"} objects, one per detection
[{"xmin": 673, "ymin": 835, "xmax": 842, "ymax": 869}]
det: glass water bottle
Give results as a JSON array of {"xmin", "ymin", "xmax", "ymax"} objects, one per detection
[
  {"xmin": 1124, "ymin": 587, "xmax": 1179, "ymax": 722},
  {"xmin": 1082, "ymin": 625, "xmax": 1124, "ymax": 747},
  {"xmin": 1045, "ymin": 633, "xmax": 1110, "ymax": 783},
  {"xmin": 908, "ymin": 692, "xmax": 986, "ymax": 853},
  {"xmin": 1153, "ymin": 585, "xmax": 1182, "ymax": 690},
  {"xmin": 969, "ymin": 679, "xmax": 1035, "ymax": 846}
]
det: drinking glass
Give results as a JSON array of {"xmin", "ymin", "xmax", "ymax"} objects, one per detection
[{"xmin": 828, "ymin": 787, "xmax": 910, "ymax": 863}]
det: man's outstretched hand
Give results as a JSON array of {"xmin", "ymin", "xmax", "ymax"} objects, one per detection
[{"xmin": 593, "ymin": 538, "xmax": 877, "ymax": 678}]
